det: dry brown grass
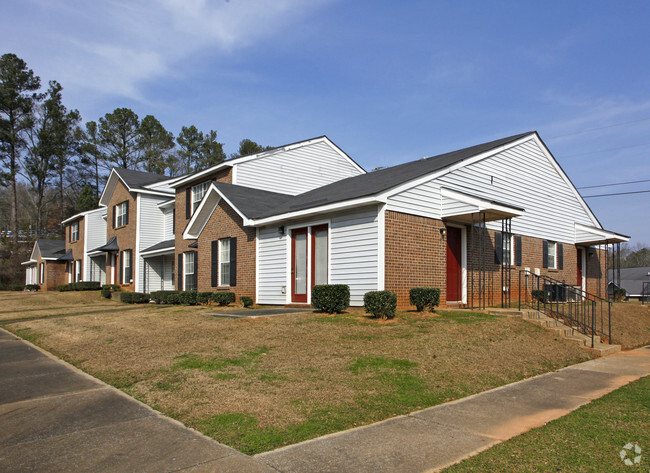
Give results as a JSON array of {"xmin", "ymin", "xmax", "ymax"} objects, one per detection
[
  {"xmin": 0, "ymin": 290, "xmax": 121, "ymax": 321},
  {"xmin": 4, "ymin": 291, "xmax": 594, "ymax": 453},
  {"xmin": 610, "ymin": 302, "xmax": 650, "ymax": 349}
]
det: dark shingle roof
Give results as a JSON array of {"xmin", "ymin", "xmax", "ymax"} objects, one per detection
[
  {"xmin": 608, "ymin": 267, "xmax": 650, "ymax": 295},
  {"xmin": 115, "ymin": 168, "xmax": 170, "ymax": 190},
  {"xmin": 36, "ymin": 239, "xmax": 66, "ymax": 258},
  {"xmin": 210, "ymin": 132, "xmax": 534, "ymax": 220},
  {"xmin": 90, "ymin": 236, "xmax": 119, "ymax": 253},
  {"xmin": 141, "ymin": 239, "xmax": 175, "ymax": 254},
  {"xmin": 57, "ymin": 249, "xmax": 74, "ymax": 261},
  {"xmin": 213, "ymin": 182, "xmax": 294, "ymax": 219}
]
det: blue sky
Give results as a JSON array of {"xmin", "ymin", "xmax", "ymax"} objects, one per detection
[{"xmin": 2, "ymin": 0, "xmax": 649, "ymax": 244}]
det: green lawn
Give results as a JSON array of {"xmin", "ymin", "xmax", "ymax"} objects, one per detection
[{"xmin": 444, "ymin": 375, "xmax": 650, "ymax": 472}]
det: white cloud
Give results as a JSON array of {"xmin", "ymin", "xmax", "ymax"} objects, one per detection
[{"xmin": 4, "ymin": 0, "xmax": 334, "ymax": 100}]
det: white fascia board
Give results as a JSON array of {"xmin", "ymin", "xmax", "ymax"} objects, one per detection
[
  {"xmin": 381, "ymin": 134, "xmax": 536, "ymax": 201},
  {"xmin": 61, "ymin": 207, "xmax": 104, "ymax": 225},
  {"xmin": 320, "ymin": 136, "xmax": 366, "ymax": 174},
  {"xmin": 183, "ymin": 185, "xmax": 223, "ymax": 239},
  {"xmin": 157, "ymin": 199, "xmax": 176, "ymax": 209},
  {"xmin": 41, "ymin": 257, "xmax": 60, "ymax": 261},
  {"xmin": 29, "ymin": 243, "xmax": 38, "ymax": 261},
  {"xmin": 441, "ymin": 188, "xmax": 525, "ymax": 216},
  {"xmin": 143, "ymin": 175, "xmax": 185, "ymax": 190},
  {"xmin": 170, "ymin": 163, "xmax": 233, "ymax": 189},
  {"xmin": 135, "ymin": 189, "xmax": 175, "ymax": 198},
  {"xmin": 134, "ymin": 194, "xmax": 141, "ymax": 292},
  {"xmin": 98, "ymin": 169, "xmax": 123, "ymax": 206},
  {"xmin": 248, "ymin": 196, "xmax": 384, "ymax": 227},
  {"xmin": 21, "ymin": 260, "xmax": 37, "ymax": 265},
  {"xmin": 575, "ymin": 223, "xmax": 630, "ymax": 243},
  {"xmin": 140, "ymin": 247, "xmax": 175, "ymax": 257}
]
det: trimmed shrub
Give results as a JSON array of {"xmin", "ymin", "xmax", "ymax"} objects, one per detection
[
  {"xmin": 531, "ymin": 289, "xmax": 545, "ymax": 302},
  {"xmin": 57, "ymin": 284, "xmax": 72, "ymax": 292},
  {"xmin": 240, "ymin": 296, "xmax": 254, "ymax": 308},
  {"xmin": 72, "ymin": 281, "xmax": 102, "ymax": 291},
  {"xmin": 120, "ymin": 292, "xmax": 150, "ymax": 304},
  {"xmin": 211, "ymin": 291, "xmax": 236, "ymax": 306},
  {"xmin": 166, "ymin": 293, "xmax": 181, "ymax": 305},
  {"xmin": 25, "ymin": 284, "xmax": 40, "ymax": 292},
  {"xmin": 10, "ymin": 284, "xmax": 26, "ymax": 291},
  {"xmin": 150, "ymin": 290, "xmax": 178, "ymax": 304},
  {"xmin": 197, "ymin": 292, "xmax": 213, "ymax": 304},
  {"xmin": 101, "ymin": 288, "xmax": 111, "ymax": 299},
  {"xmin": 409, "ymin": 287, "xmax": 440, "ymax": 312},
  {"xmin": 102, "ymin": 284, "xmax": 121, "ymax": 292},
  {"xmin": 364, "ymin": 291, "xmax": 397, "ymax": 319},
  {"xmin": 311, "ymin": 284, "xmax": 350, "ymax": 314},
  {"xmin": 178, "ymin": 291, "xmax": 198, "ymax": 305}
]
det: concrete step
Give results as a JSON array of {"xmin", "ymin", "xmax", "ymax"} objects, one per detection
[{"xmin": 587, "ymin": 343, "xmax": 621, "ymax": 357}]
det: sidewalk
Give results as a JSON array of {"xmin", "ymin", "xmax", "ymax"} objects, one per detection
[
  {"xmin": 3, "ymin": 325, "xmax": 649, "ymax": 473},
  {"xmin": 257, "ymin": 346, "xmax": 650, "ymax": 473},
  {"xmin": 0, "ymin": 329, "xmax": 274, "ymax": 473}
]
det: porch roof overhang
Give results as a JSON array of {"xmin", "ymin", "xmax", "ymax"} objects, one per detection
[
  {"xmin": 440, "ymin": 188, "xmax": 525, "ymax": 224},
  {"xmin": 21, "ymin": 259, "xmax": 36, "ymax": 266},
  {"xmin": 141, "ymin": 239, "xmax": 175, "ymax": 257},
  {"xmin": 57, "ymin": 249, "xmax": 75, "ymax": 262},
  {"xmin": 90, "ymin": 236, "xmax": 119, "ymax": 253},
  {"xmin": 575, "ymin": 223, "xmax": 629, "ymax": 245}
]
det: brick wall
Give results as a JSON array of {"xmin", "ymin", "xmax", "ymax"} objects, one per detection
[
  {"xmin": 175, "ymin": 168, "xmax": 232, "ymax": 289},
  {"xmin": 65, "ymin": 217, "xmax": 85, "ymax": 282},
  {"xmin": 44, "ymin": 261, "xmax": 66, "ymax": 290},
  {"xmin": 106, "ymin": 180, "xmax": 137, "ymax": 290},
  {"xmin": 195, "ymin": 198, "xmax": 256, "ymax": 300},
  {"xmin": 385, "ymin": 210, "xmax": 607, "ymax": 309}
]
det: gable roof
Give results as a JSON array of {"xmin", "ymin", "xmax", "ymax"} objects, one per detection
[
  {"xmin": 171, "ymin": 136, "xmax": 365, "ymax": 189},
  {"xmin": 36, "ymin": 239, "xmax": 66, "ymax": 259},
  {"xmin": 98, "ymin": 168, "xmax": 175, "ymax": 206},
  {"xmin": 253, "ymin": 132, "xmax": 532, "ymax": 218}
]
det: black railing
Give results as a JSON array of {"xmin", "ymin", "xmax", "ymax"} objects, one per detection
[{"xmin": 518, "ymin": 270, "xmax": 611, "ymax": 347}]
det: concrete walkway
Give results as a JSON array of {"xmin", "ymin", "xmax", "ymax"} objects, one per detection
[
  {"xmin": 257, "ymin": 346, "xmax": 650, "ymax": 473},
  {"xmin": 2, "ymin": 325, "xmax": 649, "ymax": 473},
  {"xmin": 0, "ymin": 329, "xmax": 274, "ymax": 473}
]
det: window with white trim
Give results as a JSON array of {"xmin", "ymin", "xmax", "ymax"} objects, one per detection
[
  {"xmin": 191, "ymin": 182, "xmax": 210, "ymax": 214},
  {"xmin": 219, "ymin": 239, "xmax": 230, "ymax": 286},
  {"xmin": 122, "ymin": 250, "xmax": 132, "ymax": 283},
  {"xmin": 39, "ymin": 263, "xmax": 44, "ymax": 284},
  {"xmin": 75, "ymin": 259, "xmax": 82, "ymax": 282},
  {"xmin": 116, "ymin": 202, "xmax": 128, "ymax": 227},
  {"xmin": 70, "ymin": 221, "xmax": 79, "ymax": 242},
  {"xmin": 547, "ymin": 241, "xmax": 557, "ymax": 269},
  {"xmin": 184, "ymin": 251, "xmax": 196, "ymax": 291}
]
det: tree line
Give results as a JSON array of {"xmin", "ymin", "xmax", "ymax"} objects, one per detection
[{"xmin": 0, "ymin": 53, "xmax": 271, "ymax": 243}]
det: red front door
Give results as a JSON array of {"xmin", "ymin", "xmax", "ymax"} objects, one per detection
[
  {"xmin": 291, "ymin": 228, "xmax": 308, "ymax": 303},
  {"xmin": 446, "ymin": 226, "xmax": 462, "ymax": 302}
]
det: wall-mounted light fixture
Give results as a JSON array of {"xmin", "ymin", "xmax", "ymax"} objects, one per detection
[
  {"xmin": 278, "ymin": 226, "xmax": 285, "ymax": 235},
  {"xmin": 439, "ymin": 227, "xmax": 447, "ymax": 238},
  {"xmin": 588, "ymin": 249, "xmax": 595, "ymax": 257}
]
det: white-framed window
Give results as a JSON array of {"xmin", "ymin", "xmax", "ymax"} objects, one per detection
[
  {"xmin": 70, "ymin": 221, "xmax": 79, "ymax": 242},
  {"xmin": 39, "ymin": 263, "xmax": 44, "ymax": 284},
  {"xmin": 116, "ymin": 201, "xmax": 128, "ymax": 228},
  {"xmin": 122, "ymin": 250, "xmax": 132, "ymax": 283},
  {"xmin": 502, "ymin": 234, "xmax": 514, "ymax": 266},
  {"xmin": 184, "ymin": 251, "xmax": 196, "ymax": 291},
  {"xmin": 547, "ymin": 241, "xmax": 557, "ymax": 269},
  {"xmin": 75, "ymin": 259, "xmax": 82, "ymax": 282},
  {"xmin": 191, "ymin": 182, "xmax": 210, "ymax": 214},
  {"xmin": 219, "ymin": 239, "xmax": 230, "ymax": 286}
]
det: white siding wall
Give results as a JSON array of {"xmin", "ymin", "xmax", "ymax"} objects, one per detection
[
  {"xmin": 257, "ymin": 226, "xmax": 287, "ymax": 304},
  {"xmin": 386, "ymin": 138, "xmax": 597, "ymax": 244},
  {"xmin": 144, "ymin": 256, "xmax": 163, "ymax": 293},
  {"xmin": 256, "ymin": 206, "xmax": 380, "ymax": 306},
  {"xmin": 137, "ymin": 195, "xmax": 169, "ymax": 292},
  {"xmin": 163, "ymin": 208, "xmax": 174, "ymax": 241},
  {"xmin": 84, "ymin": 209, "xmax": 107, "ymax": 281},
  {"xmin": 235, "ymin": 141, "xmax": 364, "ymax": 195},
  {"xmin": 329, "ymin": 207, "xmax": 380, "ymax": 306},
  {"xmin": 387, "ymin": 181, "xmax": 442, "ymax": 219}
]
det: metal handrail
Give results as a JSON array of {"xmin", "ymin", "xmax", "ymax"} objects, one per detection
[{"xmin": 518, "ymin": 270, "xmax": 612, "ymax": 347}]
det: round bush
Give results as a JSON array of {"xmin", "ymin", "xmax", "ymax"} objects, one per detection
[
  {"xmin": 409, "ymin": 287, "xmax": 440, "ymax": 312},
  {"xmin": 364, "ymin": 291, "xmax": 397, "ymax": 319},
  {"xmin": 311, "ymin": 285, "xmax": 350, "ymax": 314},
  {"xmin": 240, "ymin": 296, "xmax": 254, "ymax": 308},
  {"xmin": 211, "ymin": 291, "xmax": 236, "ymax": 306}
]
